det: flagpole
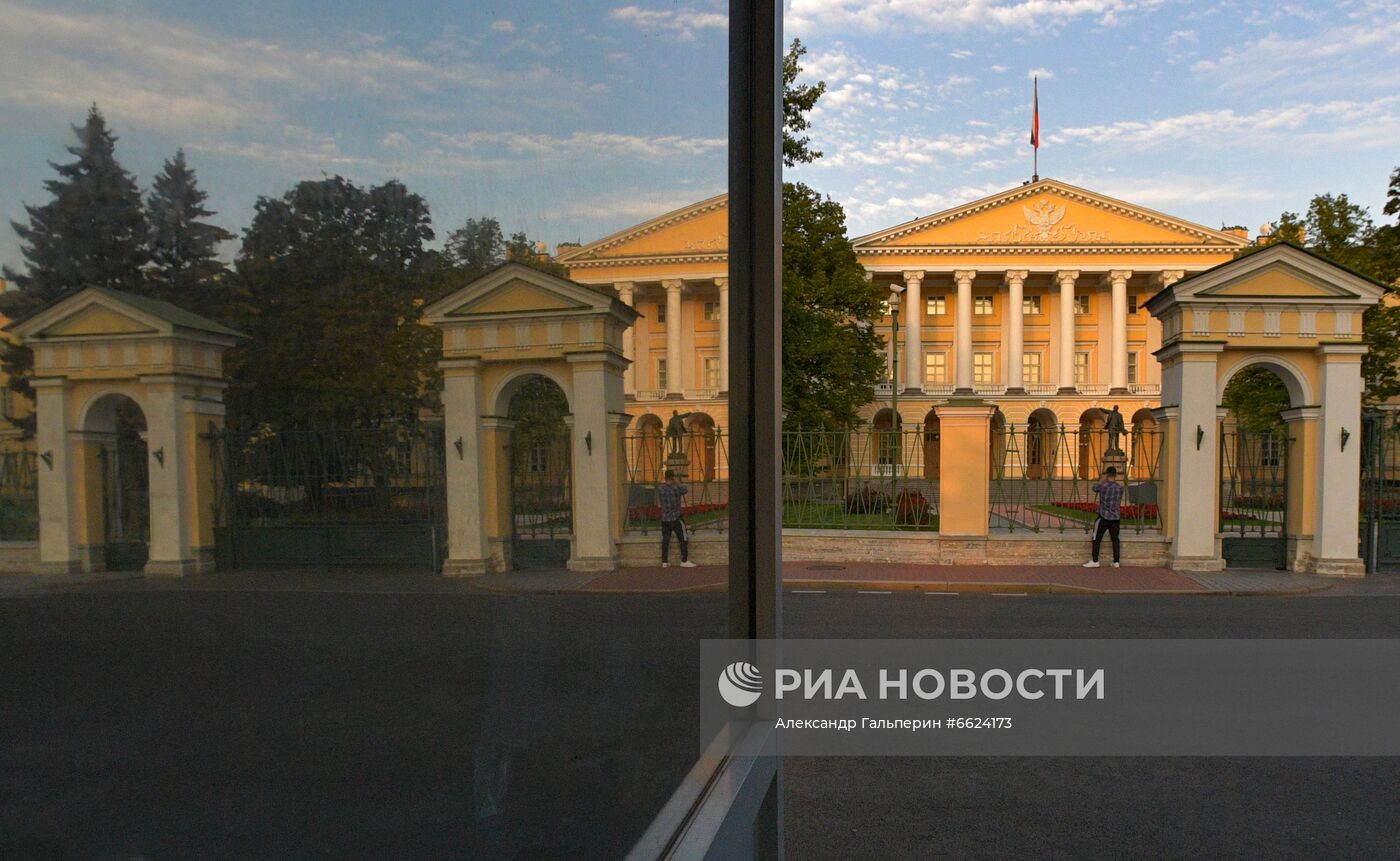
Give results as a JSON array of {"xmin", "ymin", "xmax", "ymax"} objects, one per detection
[{"xmin": 1031, "ymin": 76, "xmax": 1040, "ymax": 182}]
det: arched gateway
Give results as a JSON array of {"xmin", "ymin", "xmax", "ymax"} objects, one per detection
[
  {"xmin": 424, "ymin": 262, "xmax": 639, "ymax": 574},
  {"xmin": 1146, "ymin": 243, "xmax": 1385, "ymax": 575},
  {"xmin": 10, "ymin": 288, "xmax": 241, "ymax": 575}
]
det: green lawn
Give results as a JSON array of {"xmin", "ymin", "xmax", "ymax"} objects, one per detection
[
  {"xmin": 782, "ymin": 502, "xmax": 938, "ymax": 531},
  {"xmin": 627, "ymin": 508, "xmax": 731, "ymax": 531},
  {"xmin": 1032, "ymin": 504, "xmax": 1163, "ymax": 529}
]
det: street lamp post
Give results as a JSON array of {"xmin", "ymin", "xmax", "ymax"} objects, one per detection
[{"xmin": 888, "ymin": 284, "xmax": 905, "ymax": 496}]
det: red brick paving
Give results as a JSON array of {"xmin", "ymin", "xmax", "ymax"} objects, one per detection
[{"xmin": 579, "ymin": 561, "xmax": 1208, "ymax": 594}]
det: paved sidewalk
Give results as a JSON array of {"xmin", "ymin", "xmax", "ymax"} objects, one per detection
[{"xmin": 477, "ymin": 561, "xmax": 1339, "ymax": 596}]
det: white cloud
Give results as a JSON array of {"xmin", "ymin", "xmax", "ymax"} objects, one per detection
[
  {"xmin": 426, "ymin": 130, "xmax": 727, "ymax": 160},
  {"xmin": 949, "ymin": 49, "xmax": 974, "ymax": 59},
  {"xmin": 491, "ymin": 20, "xmax": 516, "ymax": 33},
  {"xmin": 609, "ymin": 6, "xmax": 727, "ymax": 41},
  {"xmin": 790, "ymin": 0, "xmax": 1150, "ymax": 35},
  {"xmin": 1028, "ymin": 67, "xmax": 1054, "ymax": 80},
  {"xmin": 541, "ymin": 187, "xmax": 726, "ymax": 221},
  {"xmin": 1192, "ymin": 18, "xmax": 1400, "ymax": 90}
]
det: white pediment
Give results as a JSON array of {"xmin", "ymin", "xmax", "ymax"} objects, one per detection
[{"xmin": 424, "ymin": 262, "xmax": 635, "ymax": 323}]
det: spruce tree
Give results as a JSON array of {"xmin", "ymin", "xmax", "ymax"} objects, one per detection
[
  {"xmin": 1, "ymin": 106, "xmax": 150, "ymax": 434},
  {"xmin": 146, "ymin": 149, "xmax": 233, "ymax": 314}
]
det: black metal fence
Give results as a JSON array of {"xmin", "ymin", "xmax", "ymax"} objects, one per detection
[
  {"xmin": 990, "ymin": 424, "xmax": 1163, "ymax": 534},
  {"xmin": 211, "ymin": 425, "xmax": 446, "ymax": 571},
  {"xmin": 1362, "ymin": 410, "xmax": 1400, "ymax": 572},
  {"xmin": 0, "ymin": 450, "xmax": 38, "ymax": 541}
]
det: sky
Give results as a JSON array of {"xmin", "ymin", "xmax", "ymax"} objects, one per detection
[{"xmin": 0, "ymin": 0, "xmax": 1397, "ymax": 272}]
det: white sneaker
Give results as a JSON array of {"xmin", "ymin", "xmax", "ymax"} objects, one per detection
[
  {"xmin": 680, "ymin": 561, "xmax": 698, "ymax": 568},
  {"xmin": 1082, "ymin": 561, "xmax": 1100, "ymax": 568},
  {"xmin": 1112, "ymin": 562, "xmax": 1121, "ymax": 568},
  {"xmin": 661, "ymin": 562, "xmax": 669, "ymax": 568}
]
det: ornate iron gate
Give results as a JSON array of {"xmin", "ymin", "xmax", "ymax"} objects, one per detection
[
  {"xmin": 508, "ymin": 428, "xmax": 572, "ymax": 569},
  {"xmin": 212, "ymin": 426, "xmax": 446, "ymax": 572},
  {"xmin": 1361, "ymin": 410, "xmax": 1400, "ymax": 573},
  {"xmin": 1220, "ymin": 427, "xmax": 1289, "ymax": 569},
  {"xmin": 99, "ymin": 435, "xmax": 150, "ymax": 571}
]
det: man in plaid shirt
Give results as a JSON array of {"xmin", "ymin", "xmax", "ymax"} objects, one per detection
[
  {"xmin": 1084, "ymin": 466, "xmax": 1124, "ymax": 568},
  {"xmin": 657, "ymin": 469, "xmax": 697, "ymax": 568}
]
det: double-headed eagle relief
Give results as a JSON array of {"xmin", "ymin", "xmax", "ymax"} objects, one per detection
[{"xmin": 974, "ymin": 197, "xmax": 1110, "ymax": 244}]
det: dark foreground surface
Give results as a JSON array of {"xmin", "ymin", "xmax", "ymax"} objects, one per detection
[{"xmin": 2, "ymin": 574, "xmax": 1399, "ymax": 858}]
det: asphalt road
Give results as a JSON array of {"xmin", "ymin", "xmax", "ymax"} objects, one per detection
[{"xmin": 2, "ymin": 579, "xmax": 1398, "ymax": 859}]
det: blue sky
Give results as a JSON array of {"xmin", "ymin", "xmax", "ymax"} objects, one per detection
[{"xmin": 1, "ymin": 0, "xmax": 1397, "ymax": 271}]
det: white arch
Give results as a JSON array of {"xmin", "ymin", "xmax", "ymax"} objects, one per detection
[
  {"xmin": 488, "ymin": 367, "xmax": 574, "ymax": 417},
  {"xmin": 77, "ymin": 388, "xmax": 148, "ymax": 434},
  {"xmin": 1216, "ymin": 354, "xmax": 1314, "ymax": 408}
]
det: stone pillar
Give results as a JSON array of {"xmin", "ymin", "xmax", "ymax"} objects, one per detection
[
  {"xmin": 953, "ymin": 270, "xmax": 977, "ymax": 394},
  {"xmin": 902, "ymin": 270, "xmax": 924, "ymax": 393},
  {"xmin": 1311, "ymin": 344, "xmax": 1367, "ymax": 575},
  {"xmin": 33, "ymin": 378, "xmax": 78, "ymax": 574},
  {"xmin": 663, "ymin": 279, "xmax": 684, "ymax": 398},
  {"xmin": 1280, "ymin": 406, "xmax": 1320, "ymax": 573},
  {"xmin": 1056, "ymin": 270, "xmax": 1079, "ymax": 393},
  {"xmin": 1107, "ymin": 270, "xmax": 1133, "ymax": 393},
  {"xmin": 616, "ymin": 282, "xmax": 636, "ymax": 396},
  {"xmin": 716, "ymin": 277, "xmax": 730, "ymax": 393},
  {"xmin": 479, "ymin": 417, "xmax": 515, "ymax": 571},
  {"xmin": 1149, "ymin": 271, "xmax": 1184, "ymax": 388},
  {"xmin": 1004, "ymin": 270, "xmax": 1028, "ymax": 394},
  {"xmin": 141, "ymin": 374, "xmax": 196, "ymax": 576},
  {"xmin": 442, "ymin": 358, "xmax": 491, "ymax": 576},
  {"xmin": 933, "ymin": 402, "xmax": 995, "ymax": 539},
  {"xmin": 567, "ymin": 351, "xmax": 628, "ymax": 571},
  {"xmin": 1157, "ymin": 342, "xmax": 1225, "ymax": 571}
]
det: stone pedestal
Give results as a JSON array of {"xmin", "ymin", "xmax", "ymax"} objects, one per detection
[
  {"xmin": 665, "ymin": 451, "xmax": 691, "ymax": 482},
  {"xmin": 1102, "ymin": 449, "xmax": 1127, "ymax": 479}
]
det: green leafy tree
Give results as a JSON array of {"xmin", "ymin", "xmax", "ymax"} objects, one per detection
[
  {"xmin": 780, "ymin": 40, "xmax": 883, "ymax": 429},
  {"xmin": 783, "ymin": 39, "xmax": 826, "ymax": 168},
  {"xmin": 227, "ymin": 176, "xmax": 439, "ymax": 432},
  {"xmin": 440, "ymin": 217, "xmax": 565, "ymax": 283},
  {"xmin": 1222, "ymin": 367, "xmax": 1291, "ymax": 431},
  {"xmin": 145, "ymin": 149, "xmax": 234, "ymax": 314},
  {"xmin": 1, "ymin": 106, "xmax": 150, "ymax": 434}
]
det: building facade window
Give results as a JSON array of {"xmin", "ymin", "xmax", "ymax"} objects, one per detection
[
  {"xmin": 974, "ymin": 295, "xmax": 994, "ymax": 316},
  {"xmin": 1023, "ymin": 295, "xmax": 1041, "ymax": 316},
  {"xmin": 703, "ymin": 356, "xmax": 720, "ymax": 388},
  {"xmin": 1074, "ymin": 351, "xmax": 1091, "ymax": 385},
  {"xmin": 1127, "ymin": 294, "xmax": 1139, "ymax": 315},
  {"xmin": 924, "ymin": 352, "xmax": 947, "ymax": 385},
  {"xmin": 1023, "ymin": 352, "xmax": 1042, "ymax": 383},
  {"xmin": 925, "ymin": 295, "xmax": 946, "ymax": 316},
  {"xmin": 1261, "ymin": 435, "xmax": 1283, "ymax": 468},
  {"xmin": 1074, "ymin": 295, "xmax": 1090, "ymax": 316},
  {"xmin": 973, "ymin": 352, "xmax": 994, "ymax": 384},
  {"xmin": 657, "ymin": 359, "xmax": 668, "ymax": 390},
  {"xmin": 527, "ymin": 442, "xmax": 550, "ymax": 474},
  {"xmin": 1127, "ymin": 352, "xmax": 1139, "ymax": 385},
  {"xmin": 656, "ymin": 302, "xmax": 667, "ymax": 324},
  {"xmin": 703, "ymin": 301, "xmax": 721, "ymax": 322}
]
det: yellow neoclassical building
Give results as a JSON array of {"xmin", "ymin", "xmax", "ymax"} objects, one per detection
[{"xmin": 558, "ymin": 178, "xmax": 1251, "ymax": 444}]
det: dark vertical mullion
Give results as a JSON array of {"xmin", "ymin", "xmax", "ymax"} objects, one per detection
[{"xmin": 728, "ymin": 0, "xmax": 783, "ymax": 642}]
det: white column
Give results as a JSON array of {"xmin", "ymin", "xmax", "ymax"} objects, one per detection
[
  {"xmin": 33, "ymin": 378, "xmax": 78, "ymax": 574},
  {"xmin": 1107, "ymin": 270, "xmax": 1133, "ymax": 393},
  {"xmin": 1005, "ymin": 270, "xmax": 1028, "ymax": 393},
  {"xmin": 1158, "ymin": 342, "xmax": 1225, "ymax": 571},
  {"xmin": 662, "ymin": 279, "xmax": 684, "ymax": 397},
  {"xmin": 902, "ymin": 270, "xmax": 924, "ymax": 393},
  {"xmin": 616, "ymin": 282, "xmax": 635, "ymax": 396},
  {"xmin": 566, "ymin": 352, "xmax": 628, "ymax": 571},
  {"xmin": 953, "ymin": 269, "xmax": 977, "ymax": 393},
  {"xmin": 442, "ymin": 359, "xmax": 490, "ymax": 575},
  {"xmin": 1312, "ymin": 345, "xmax": 1367, "ymax": 575},
  {"xmin": 716, "ymin": 277, "xmax": 729, "ymax": 392},
  {"xmin": 141, "ymin": 375, "xmax": 195, "ymax": 576},
  {"xmin": 1056, "ymin": 270, "xmax": 1080, "ymax": 393}
]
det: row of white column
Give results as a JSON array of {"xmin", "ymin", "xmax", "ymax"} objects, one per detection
[
  {"xmin": 615, "ymin": 278, "xmax": 729, "ymax": 398},
  {"xmin": 895, "ymin": 269, "xmax": 1183, "ymax": 394}
]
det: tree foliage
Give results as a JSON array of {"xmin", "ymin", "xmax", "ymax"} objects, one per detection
[
  {"xmin": 780, "ymin": 41, "xmax": 883, "ymax": 429},
  {"xmin": 1223, "ymin": 366, "xmax": 1291, "ymax": 431},
  {"xmin": 227, "ymin": 176, "xmax": 439, "ymax": 432},
  {"xmin": 146, "ymin": 149, "xmax": 234, "ymax": 315}
]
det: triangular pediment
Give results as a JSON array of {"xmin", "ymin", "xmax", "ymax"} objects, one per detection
[
  {"xmin": 853, "ymin": 179, "xmax": 1247, "ymax": 249},
  {"xmin": 41, "ymin": 302, "xmax": 160, "ymax": 337},
  {"xmin": 424, "ymin": 261, "xmax": 636, "ymax": 323},
  {"xmin": 557, "ymin": 194, "xmax": 728, "ymax": 262},
  {"xmin": 1147, "ymin": 243, "xmax": 1387, "ymax": 314}
]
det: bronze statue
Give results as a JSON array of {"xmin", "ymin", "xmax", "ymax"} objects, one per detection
[
  {"xmin": 665, "ymin": 410, "xmax": 694, "ymax": 455},
  {"xmin": 1104, "ymin": 405, "xmax": 1126, "ymax": 455}
]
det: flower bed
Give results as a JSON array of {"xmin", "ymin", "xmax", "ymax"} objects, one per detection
[{"xmin": 1053, "ymin": 500, "xmax": 1159, "ymax": 519}]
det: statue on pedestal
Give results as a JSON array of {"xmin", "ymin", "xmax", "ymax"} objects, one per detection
[
  {"xmin": 1104, "ymin": 405, "xmax": 1127, "ymax": 456},
  {"xmin": 666, "ymin": 410, "xmax": 694, "ymax": 455}
]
